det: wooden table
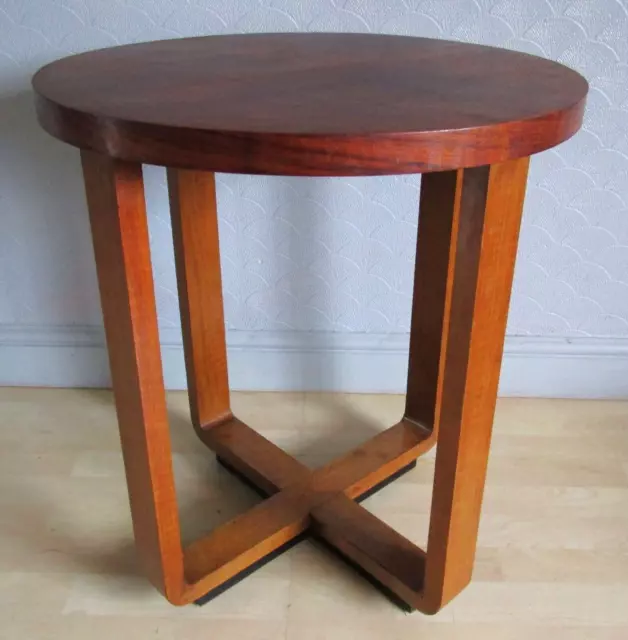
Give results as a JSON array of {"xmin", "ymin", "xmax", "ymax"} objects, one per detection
[{"xmin": 33, "ymin": 33, "xmax": 588, "ymax": 613}]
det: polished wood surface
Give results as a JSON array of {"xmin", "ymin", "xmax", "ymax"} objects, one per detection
[
  {"xmin": 34, "ymin": 33, "xmax": 586, "ymax": 175},
  {"xmin": 423, "ymin": 157, "xmax": 530, "ymax": 612},
  {"xmin": 37, "ymin": 33, "xmax": 589, "ymax": 614},
  {"xmin": 167, "ymin": 169, "xmax": 231, "ymax": 430},
  {"xmin": 81, "ymin": 151, "xmax": 184, "ymax": 603}
]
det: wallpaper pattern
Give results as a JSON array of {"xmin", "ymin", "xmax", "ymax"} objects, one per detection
[{"xmin": 0, "ymin": 0, "xmax": 627, "ymax": 339}]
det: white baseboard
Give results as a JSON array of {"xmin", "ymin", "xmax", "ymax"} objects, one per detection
[{"xmin": 1, "ymin": 324, "xmax": 628, "ymax": 398}]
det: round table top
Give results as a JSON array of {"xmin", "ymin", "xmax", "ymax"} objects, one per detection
[{"xmin": 33, "ymin": 33, "xmax": 588, "ymax": 176}]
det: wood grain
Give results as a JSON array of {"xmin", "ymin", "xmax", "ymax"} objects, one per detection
[
  {"xmin": 179, "ymin": 417, "xmax": 433, "ymax": 604},
  {"xmin": 311, "ymin": 420, "xmax": 433, "ymax": 499},
  {"xmin": 405, "ymin": 170, "xmax": 460, "ymax": 432},
  {"xmin": 423, "ymin": 157, "xmax": 530, "ymax": 613},
  {"xmin": 34, "ymin": 34, "xmax": 587, "ymax": 175},
  {"xmin": 81, "ymin": 150, "xmax": 184, "ymax": 603},
  {"xmin": 168, "ymin": 169, "xmax": 230, "ymax": 429},
  {"xmin": 311, "ymin": 495, "xmax": 427, "ymax": 604},
  {"xmin": 183, "ymin": 491, "xmax": 311, "ymax": 598},
  {"xmin": 202, "ymin": 417, "xmax": 310, "ymax": 495}
]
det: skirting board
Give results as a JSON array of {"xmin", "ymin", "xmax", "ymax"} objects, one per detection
[{"xmin": 1, "ymin": 325, "xmax": 628, "ymax": 399}]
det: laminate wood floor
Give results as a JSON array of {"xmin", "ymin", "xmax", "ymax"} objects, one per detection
[{"xmin": 1, "ymin": 388, "xmax": 627, "ymax": 639}]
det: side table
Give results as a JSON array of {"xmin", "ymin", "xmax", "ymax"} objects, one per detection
[{"xmin": 33, "ymin": 33, "xmax": 587, "ymax": 613}]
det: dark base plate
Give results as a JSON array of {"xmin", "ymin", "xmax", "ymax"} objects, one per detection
[{"xmin": 194, "ymin": 456, "xmax": 417, "ymax": 611}]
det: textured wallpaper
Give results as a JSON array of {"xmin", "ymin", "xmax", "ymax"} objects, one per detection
[{"xmin": 1, "ymin": 0, "xmax": 627, "ymax": 338}]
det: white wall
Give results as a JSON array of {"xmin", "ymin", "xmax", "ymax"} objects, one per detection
[{"xmin": 1, "ymin": 1, "xmax": 628, "ymax": 397}]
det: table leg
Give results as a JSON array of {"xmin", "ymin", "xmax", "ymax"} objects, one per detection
[
  {"xmin": 405, "ymin": 169, "xmax": 461, "ymax": 433},
  {"xmin": 422, "ymin": 157, "xmax": 529, "ymax": 612},
  {"xmin": 81, "ymin": 151, "xmax": 184, "ymax": 603},
  {"xmin": 167, "ymin": 168, "xmax": 310, "ymax": 495},
  {"xmin": 166, "ymin": 169, "xmax": 231, "ymax": 430}
]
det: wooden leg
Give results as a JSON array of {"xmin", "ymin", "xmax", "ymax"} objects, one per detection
[
  {"xmin": 167, "ymin": 169, "xmax": 231, "ymax": 430},
  {"xmin": 167, "ymin": 169, "xmax": 310, "ymax": 494},
  {"xmin": 423, "ymin": 157, "xmax": 530, "ymax": 612},
  {"xmin": 405, "ymin": 170, "xmax": 460, "ymax": 432},
  {"xmin": 81, "ymin": 151, "xmax": 184, "ymax": 603}
]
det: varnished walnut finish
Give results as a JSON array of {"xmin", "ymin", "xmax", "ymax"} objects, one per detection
[
  {"xmin": 34, "ymin": 33, "xmax": 587, "ymax": 176},
  {"xmin": 33, "ymin": 34, "xmax": 587, "ymax": 613}
]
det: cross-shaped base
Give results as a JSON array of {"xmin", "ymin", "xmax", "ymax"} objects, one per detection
[
  {"xmin": 189, "ymin": 416, "xmax": 433, "ymax": 610},
  {"xmin": 202, "ymin": 455, "xmax": 419, "ymax": 610}
]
